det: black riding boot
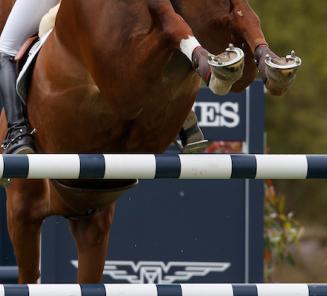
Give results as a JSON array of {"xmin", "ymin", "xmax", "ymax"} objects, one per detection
[{"xmin": 0, "ymin": 53, "xmax": 35, "ymax": 154}]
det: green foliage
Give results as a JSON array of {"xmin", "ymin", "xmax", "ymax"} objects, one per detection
[
  {"xmin": 249, "ymin": 0, "xmax": 327, "ymax": 225},
  {"xmin": 264, "ymin": 180, "xmax": 303, "ymax": 281}
]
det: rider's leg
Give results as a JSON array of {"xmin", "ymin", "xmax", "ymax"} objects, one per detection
[{"xmin": 0, "ymin": 0, "xmax": 59, "ymax": 154}]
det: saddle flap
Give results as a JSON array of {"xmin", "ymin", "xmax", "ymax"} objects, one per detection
[{"xmin": 16, "ymin": 30, "xmax": 52, "ymax": 102}]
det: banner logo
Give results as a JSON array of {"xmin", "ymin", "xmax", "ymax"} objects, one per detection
[{"xmin": 71, "ymin": 260, "xmax": 231, "ymax": 283}]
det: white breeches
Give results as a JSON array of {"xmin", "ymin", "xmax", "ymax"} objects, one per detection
[{"xmin": 0, "ymin": 0, "xmax": 60, "ymax": 56}]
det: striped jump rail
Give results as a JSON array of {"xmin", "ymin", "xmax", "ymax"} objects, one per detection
[
  {"xmin": 0, "ymin": 284, "xmax": 327, "ymax": 296},
  {"xmin": 0, "ymin": 154, "xmax": 327, "ymax": 180}
]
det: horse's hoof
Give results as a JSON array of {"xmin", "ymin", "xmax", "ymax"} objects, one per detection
[
  {"xmin": 264, "ymin": 51, "xmax": 302, "ymax": 95},
  {"xmin": 181, "ymin": 140, "xmax": 209, "ymax": 154},
  {"xmin": 207, "ymin": 44, "xmax": 244, "ymax": 95},
  {"xmin": 208, "ymin": 44, "xmax": 244, "ymax": 69},
  {"xmin": 265, "ymin": 50, "xmax": 302, "ymax": 71},
  {"xmin": 265, "ymin": 51, "xmax": 301, "ymax": 81}
]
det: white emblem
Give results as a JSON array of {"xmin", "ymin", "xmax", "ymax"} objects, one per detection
[{"xmin": 71, "ymin": 260, "xmax": 231, "ymax": 283}]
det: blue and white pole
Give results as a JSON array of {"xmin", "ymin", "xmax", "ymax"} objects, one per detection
[{"xmin": 0, "ymin": 154, "xmax": 326, "ymax": 180}]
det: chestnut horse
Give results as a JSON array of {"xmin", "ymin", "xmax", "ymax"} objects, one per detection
[{"xmin": 0, "ymin": 0, "xmax": 300, "ymax": 283}]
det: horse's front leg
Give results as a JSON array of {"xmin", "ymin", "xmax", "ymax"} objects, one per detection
[
  {"xmin": 230, "ymin": 0, "xmax": 301, "ymax": 95},
  {"xmin": 148, "ymin": 0, "xmax": 244, "ymax": 96}
]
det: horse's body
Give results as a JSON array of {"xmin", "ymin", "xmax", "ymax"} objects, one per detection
[{"xmin": 0, "ymin": 0, "xmax": 299, "ymax": 283}]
